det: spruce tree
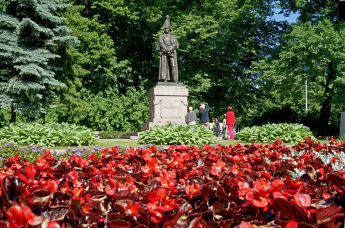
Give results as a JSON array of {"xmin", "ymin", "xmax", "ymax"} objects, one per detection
[{"xmin": 0, "ymin": 0, "xmax": 78, "ymax": 122}]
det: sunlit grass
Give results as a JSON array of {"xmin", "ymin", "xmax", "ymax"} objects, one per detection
[{"xmin": 46, "ymin": 139, "xmax": 338, "ymax": 150}]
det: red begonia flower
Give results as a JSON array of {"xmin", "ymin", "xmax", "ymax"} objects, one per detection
[{"xmin": 293, "ymin": 193, "xmax": 311, "ymax": 208}]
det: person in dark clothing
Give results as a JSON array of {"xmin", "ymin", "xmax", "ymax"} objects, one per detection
[
  {"xmin": 185, "ymin": 107, "xmax": 197, "ymax": 125},
  {"xmin": 213, "ymin": 117, "xmax": 221, "ymax": 136},
  {"xmin": 199, "ymin": 104, "xmax": 210, "ymax": 126}
]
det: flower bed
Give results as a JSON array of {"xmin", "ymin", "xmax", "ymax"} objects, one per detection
[{"xmin": 0, "ymin": 138, "xmax": 345, "ymax": 227}]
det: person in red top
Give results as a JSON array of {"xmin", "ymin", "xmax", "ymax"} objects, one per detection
[{"xmin": 226, "ymin": 106, "xmax": 236, "ymax": 140}]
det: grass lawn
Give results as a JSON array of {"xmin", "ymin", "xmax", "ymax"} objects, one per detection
[
  {"xmin": 95, "ymin": 139, "xmax": 254, "ymax": 148},
  {"xmin": 52, "ymin": 139, "xmax": 335, "ymax": 149}
]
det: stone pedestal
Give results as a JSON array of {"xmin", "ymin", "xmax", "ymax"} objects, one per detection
[
  {"xmin": 142, "ymin": 82, "xmax": 188, "ymax": 131},
  {"xmin": 340, "ymin": 111, "xmax": 345, "ymax": 136}
]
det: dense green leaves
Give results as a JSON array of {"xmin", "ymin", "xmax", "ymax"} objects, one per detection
[
  {"xmin": 48, "ymin": 87, "xmax": 148, "ymax": 132},
  {"xmin": 139, "ymin": 124, "xmax": 217, "ymax": 145},
  {"xmin": 169, "ymin": 0, "xmax": 284, "ymax": 116},
  {"xmin": 0, "ymin": 122, "xmax": 96, "ymax": 146},
  {"xmin": 236, "ymin": 123, "xmax": 315, "ymax": 143},
  {"xmin": 278, "ymin": 0, "xmax": 342, "ymax": 23},
  {"xmin": 252, "ymin": 19, "xmax": 345, "ymax": 134},
  {"xmin": 0, "ymin": 0, "xmax": 78, "ymax": 122}
]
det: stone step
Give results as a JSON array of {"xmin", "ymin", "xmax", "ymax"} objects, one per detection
[
  {"xmin": 130, "ymin": 136, "xmax": 140, "ymax": 140},
  {"xmin": 120, "ymin": 134, "xmax": 140, "ymax": 140},
  {"xmin": 128, "ymin": 132, "xmax": 140, "ymax": 136}
]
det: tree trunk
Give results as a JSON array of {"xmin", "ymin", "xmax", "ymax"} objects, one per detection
[
  {"xmin": 10, "ymin": 105, "xmax": 16, "ymax": 123},
  {"xmin": 41, "ymin": 111, "xmax": 46, "ymax": 124},
  {"xmin": 84, "ymin": 0, "xmax": 91, "ymax": 17},
  {"xmin": 318, "ymin": 96, "xmax": 332, "ymax": 135},
  {"xmin": 318, "ymin": 62, "xmax": 336, "ymax": 135},
  {"xmin": 339, "ymin": 0, "xmax": 345, "ymax": 22}
]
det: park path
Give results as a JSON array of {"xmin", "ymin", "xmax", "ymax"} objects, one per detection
[{"xmin": 50, "ymin": 137, "xmax": 225, "ymax": 155}]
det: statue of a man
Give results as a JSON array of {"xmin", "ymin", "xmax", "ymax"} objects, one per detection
[{"xmin": 157, "ymin": 15, "xmax": 179, "ymax": 82}]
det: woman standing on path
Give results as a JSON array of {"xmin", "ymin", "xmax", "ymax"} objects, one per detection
[{"xmin": 226, "ymin": 106, "xmax": 236, "ymax": 140}]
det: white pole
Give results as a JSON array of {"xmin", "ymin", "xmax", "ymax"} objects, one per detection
[{"xmin": 305, "ymin": 80, "xmax": 308, "ymax": 112}]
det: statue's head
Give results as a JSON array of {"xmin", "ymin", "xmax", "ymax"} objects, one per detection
[{"xmin": 162, "ymin": 15, "xmax": 171, "ymax": 33}]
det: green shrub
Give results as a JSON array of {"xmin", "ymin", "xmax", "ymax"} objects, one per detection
[
  {"xmin": 98, "ymin": 131, "xmax": 126, "ymax": 139},
  {"xmin": 139, "ymin": 124, "xmax": 217, "ymax": 145},
  {"xmin": 47, "ymin": 87, "xmax": 148, "ymax": 132},
  {"xmin": 236, "ymin": 123, "xmax": 316, "ymax": 143},
  {"xmin": 0, "ymin": 110, "xmax": 8, "ymax": 128},
  {"xmin": 339, "ymin": 135, "xmax": 345, "ymax": 141},
  {"xmin": 0, "ymin": 123, "xmax": 97, "ymax": 146}
]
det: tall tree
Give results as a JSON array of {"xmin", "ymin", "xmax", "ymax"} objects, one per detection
[
  {"xmin": 0, "ymin": 0, "xmax": 77, "ymax": 122},
  {"xmin": 56, "ymin": 5, "xmax": 131, "ymax": 98},
  {"xmin": 253, "ymin": 20, "xmax": 345, "ymax": 135},
  {"xmin": 80, "ymin": 0, "xmax": 162, "ymax": 89},
  {"xmin": 164, "ymin": 0, "xmax": 286, "ymax": 117}
]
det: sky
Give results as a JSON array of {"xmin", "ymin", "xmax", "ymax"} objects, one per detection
[{"xmin": 270, "ymin": 7, "xmax": 299, "ymax": 24}]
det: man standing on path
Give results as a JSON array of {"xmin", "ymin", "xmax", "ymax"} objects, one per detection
[
  {"xmin": 226, "ymin": 106, "xmax": 236, "ymax": 140},
  {"xmin": 199, "ymin": 104, "xmax": 210, "ymax": 126}
]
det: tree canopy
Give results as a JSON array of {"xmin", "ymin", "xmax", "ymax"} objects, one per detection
[
  {"xmin": 253, "ymin": 19, "xmax": 345, "ymax": 134},
  {"xmin": 0, "ymin": 0, "xmax": 77, "ymax": 122}
]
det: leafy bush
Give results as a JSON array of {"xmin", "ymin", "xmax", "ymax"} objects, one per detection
[
  {"xmin": 98, "ymin": 131, "xmax": 126, "ymax": 139},
  {"xmin": 0, "ymin": 122, "xmax": 97, "ymax": 146},
  {"xmin": 47, "ymin": 87, "xmax": 148, "ymax": 132},
  {"xmin": 339, "ymin": 135, "xmax": 345, "ymax": 141},
  {"xmin": 236, "ymin": 123, "xmax": 315, "ymax": 143},
  {"xmin": 139, "ymin": 124, "xmax": 217, "ymax": 145},
  {"xmin": 0, "ymin": 110, "xmax": 7, "ymax": 128}
]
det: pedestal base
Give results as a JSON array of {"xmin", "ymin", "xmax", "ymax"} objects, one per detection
[
  {"xmin": 142, "ymin": 83, "xmax": 189, "ymax": 131},
  {"xmin": 340, "ymin": 112, "xmax": 345, "ymax": 136}
]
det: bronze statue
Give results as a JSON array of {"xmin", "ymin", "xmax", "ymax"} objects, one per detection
[{"xmin": 157, "ymin": 15, "xmax": 179, "ymax": 82}]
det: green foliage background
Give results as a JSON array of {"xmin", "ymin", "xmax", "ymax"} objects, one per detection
[
  {"xmin": 0, "ymin": 123, "xmax": 97, "ymax": 146},
  {"xmin": 139, "ymin": 124, "xmax": 217, "ymax": 145},
  {"xmin": 0, "ymin": 0, "xmax": 344, "ymax": 135},
  {"xmin": 236, "ymin": 123, "xmax": 316, "ymax": 143}
]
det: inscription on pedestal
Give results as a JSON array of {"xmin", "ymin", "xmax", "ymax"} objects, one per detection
[
  {"xmin": 161, "ymin": 102, "xmax": 180, "ymax": 118},
  {"xmin": 142, "ymin": 83, "xmax": 189, "ymax": 130}
]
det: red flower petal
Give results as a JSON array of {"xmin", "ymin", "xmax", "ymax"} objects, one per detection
[
  {"xmin": 245, "ymin": 190, "xmax": 254, "ymax": 201},
  {"xmin": 48, "ymin": 221, "xmax": 61, "ymax": 228},
  {"xmin": 237, "ymin": 221, "xmax": 253, "ymax": 228},
  {"xmin": 105, "ymin": 187, "xmax": 116, "ymax": 196},
  {"xmin": 6, "ymin": 205, "xmax": 25, "ymax": 226},
  {"xmin": 322, "ymin": 194, "xmax": 331, "ymax": 200},
  {"xmin": 284, "ymin": 219, "xmax": 297, "ymax": 228},
  {"xmin": 26, "ymin": 163, "xmax": 36, "ymax": 180},
  {"xmin": 129, "ymin": 202, "xmax": 140, "ymax": 216},
  {"xmin": 293, "ymin": 193, "xmax": 311, "ymax": 208},
  {"xmin": 147, "ymin": 188, "xmax": 166, "ymax": 202},
  {"xmin": 252, "ymin": 197, "xmax": 268, "ymax": 208},
  {"xmin": 271, "ymin": 179, "xmax": 285, "ymax": 191},
  {"xmin": 253, "ymin": 178, "xmax": 270, "ymax": 193},
  {"xmin": 272, "ymin": 191, "xmax": 286, "ymax": 199}
]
